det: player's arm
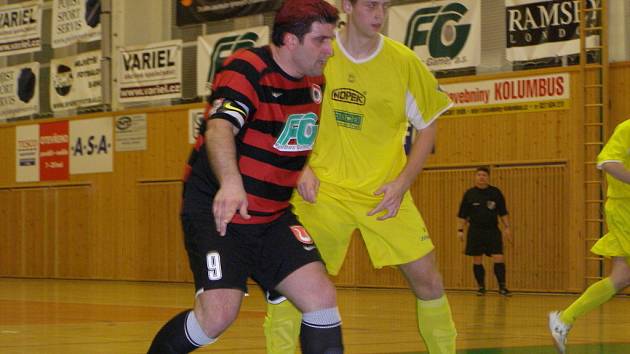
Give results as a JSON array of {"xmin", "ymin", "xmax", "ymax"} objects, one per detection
[
  {"xmin": 600, "ymin": 161, "xmax": 630, "ymax": 184},
  {"xmin": 297, "ymin": 164, "xmax": 320, "ymax": 203},
  {"xmin": 456, "ymin": 217, "xmax": 468, "ymax": 242},
  {"xmin": 499, "ymin": 214, "xmax": 512, "ymax": 239}
]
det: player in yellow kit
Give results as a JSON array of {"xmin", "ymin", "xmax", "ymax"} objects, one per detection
[
  {"xmin": 549, "ymin": 119, "xmax": 630, "ymax": 353},
  {"xmin": 263, "ymin": 0, "xmax": 457, "ymax": 353}
]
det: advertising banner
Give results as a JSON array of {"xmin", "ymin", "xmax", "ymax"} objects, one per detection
[
  {"xmin": 0, "ymin": 1, "xmax": 42, "ymax": 56},
  {"xmin": 52, "ymin": 0, "xmax": 102, "ymax": 48},
  {"xmin": 16, "ymin": 124, "xmax": 40, "ymax": 182},
  {"xmin": 388, "ymin": 0, "xmax": 481, "ymax": 70},
  {"xmin": 177, "ymin": 0, "xmax": 281, "ymax": 26},
  {"xmin": 50, "ymin": 50, "xmax": 102, "ymax": 112},
  {"xmin": 197, "ymin": 26, "xmax": 269, "ymax": 97},
  {"xmin": 441, "ymin": 73, "xmax": 571, "ymax": 117},
  {"xmin": 0, "ymin": 62, "xmax": 39, "ymax": 119},
  {"xmin": 39, "ymin": 121, "xmax": 70, "ymax": 181},
  {"xmin": 118, "ymin": 40, "xmax": 182, "ymax": 103},
  {"xmin": 69, "ymin": 117, "xmax": 113, "ymax": 174}
]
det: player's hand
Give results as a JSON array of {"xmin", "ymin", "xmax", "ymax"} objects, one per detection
[
  {"xmin": 297, "ymin": 165, "xmax": 319, "ymax": 203},
  {"xmin": 503, "ymin": 227, "xmax": 512, "ymax": 244},
  {"xmin": 213, "ymin": 180, "xmax": 250, "ymax": 236},
  {"xmin": 368, "ymin": 179, "xmax": 406, "ymax": 221},
  {"xmin": 457, "ymin": 230, "xmax": 464, "ymax": 242}
]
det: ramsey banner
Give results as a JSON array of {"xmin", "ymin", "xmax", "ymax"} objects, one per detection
[
  {"xmin": 441, "ymin": 73, "xmax": 570, "ymax": 117},
  {"xmin": 118, "ymin": 40, "xmax": 183, "ymax": 103},
  {"xmin": 40, "ymin": 120, "xmax": 70, "ymax": 181},
  {"xmin": 70, "ymin": 117, "xmax": 113, "ymax": 174},
  {"xmin": 0, "ymin": 1, "xmax": 42, "ymax": 57},
  {"xmin": 197, "ymin": 26, "xmax": 269, "ymax": 97},
  {"xmin": 506, "ymin": 0, "xmax": 600, "ymax": 61},
  {"xmin": 388, "ymin": 0, "xmax": 480, "ymax": 71},
  {"xmin": 16, "ymin": 124, "xmax": 40, "ymax": 182},
  {"xmin": 0, "ymin": 62, "xmax": 39, "ymax": 119},
  {"xmin": 50, "ymin": 50, "xmax": 102, "ymax": 112},
  {"xmin": 177, "ymin": 0, "xmax": 281, "ymax": 26},
  {"xmin": 52, "ymin": 0, "xmax": 101, "ymax": 48}
]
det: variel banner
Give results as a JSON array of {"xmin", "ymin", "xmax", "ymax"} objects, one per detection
[
  {"xmin": 70, "ymin": 117, "xmax": 113, "ymax": 174},
  {"xmin": 118, "ymin": 40, "xmax": 183, "ymax": 103},
  {"xmin": 388, "ymin": 0, "xmax": 481, "ymax": 71},
  {"xmin": 0, "ymin": 1, "xmax": 42, "ymax": 56},
  {"xmin": 441, "ymin": 73, "xmax": 571, "ymax": 117},
  {"xmin": 39, "ymin": 120, "xmax": 70, "ymax": 181},
  {"xmin": 506, "ymin": 0, "xmax": 600, "ymax": 61},
  {"xmin": 52, "ymin": 0, "xmax": 102, "ymax": 48},
  {"xmin": 50, "ymin": 50, "xmax": 102, "ymax": 112},
  {"xmin": 177, "ymin": 0, "xmax": 281, "ymax": 26},
  {"xmin": 197, "ymin": 26, "xmax": 269, "ymax": 97},
  {"xmin": 16, "ymin": 124, "xmax": 40, "ymax": 182},
  {"xmin": 0, "ymin": 62, "xmax": 39, "ymax": 119}
]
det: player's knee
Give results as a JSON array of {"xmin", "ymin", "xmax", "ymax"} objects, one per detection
[{"xmin": 194, "ymin": 306, "xmax": 238, "ymax": 338}]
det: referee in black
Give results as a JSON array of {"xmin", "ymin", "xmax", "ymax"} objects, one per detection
[{"xmin": 457, "ymin": 167, "xmax": 512, "ymax": 296}]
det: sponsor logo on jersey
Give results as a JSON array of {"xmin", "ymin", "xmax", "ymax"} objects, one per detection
[
  {"xmin": 334, "ymin": 110, "xmax": 363, "ymax": 130},
  {"xmin": 331, "ymin": 88, "xmax": 365, "ymax": 105},
  {"xmin": 486, "ymin": 200, "xmax": 496, "ymax": 210},
  {"xmin": 273, "ymin": 113, "xmax": 318, "ymax": 151},
  {"xmin": 289, "ymin": 225, "xmax": 314, "ymax": 245}
]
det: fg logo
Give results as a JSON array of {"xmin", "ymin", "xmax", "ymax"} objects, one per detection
[
  {"xmin": 207, "ymin": 32, "xmax": 259, "ymax": 91},
  {"xmin": 404, "ymin": 3, "xmax": 471, "ymax": 59},
  {"xmin": 274, "ymin": 113, "xmax": 318, "ymax": 152}
]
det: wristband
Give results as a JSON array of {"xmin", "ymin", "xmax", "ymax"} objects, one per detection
[{"xmin": 457, "ymin": 229, "xmax": 464, "ymax": 232}]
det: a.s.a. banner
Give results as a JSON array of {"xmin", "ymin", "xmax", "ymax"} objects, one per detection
[
  {"xmin": 197, "ymin": 26, "xmax": 269, "ymax": 97},
  {"xmin": 0, "ymin": 1, "xmax": 42, "ymax": 57},
  {"xmin": 50, "ymin": 50, "xmax": 102, "ymax": 112},
  {"xmin": 388, "ymin": 0, "xmax": 480, "ymax": 71},
  {"xmin": 52, "ymin": 0, "xmax": 101, "ymax": 48},
  {"xmin": 70, "ymin": 117, "xmax": 113, "ymax": 174},
  {"xmin": 506, "ymin": 0, "xmax": 599, "ymax": 61},
  {"xmin": 441, "ymin": 73, "xmax": 570, "ymax": 117},
  {"xmin": 118, "ymin": 40, "xmax": 182, "ymax": 103},
  {"xmin": 0, "ymin": 62, "xmax": 39, "ymax": 119},
  {"xmin": 177, "ymin": 0, "xmax": 281, "ymax": 26}
]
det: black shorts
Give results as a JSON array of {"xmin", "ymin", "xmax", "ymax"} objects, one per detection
[
  {"xmin": 181, "ymin": 210, "xmax": 322, "ymax": 294},
  {"xmin": 465, "ymin": 227, "xmax": 503, "ymax": 256}
]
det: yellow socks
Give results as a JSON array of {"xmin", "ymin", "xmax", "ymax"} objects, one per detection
[
  {"xmin": 417, "ymin": 295, "xmax": 457, "ymax": 354},
  {"xmin": 560, "ymin": 277, "xmax": 616, "ymax": 325},
  {"xmin": 264, "ymin": 300, "xmax": 302, "ymax": 354}
]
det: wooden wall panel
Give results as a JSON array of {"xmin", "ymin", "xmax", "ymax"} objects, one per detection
[
  {"xmin": 0, "ymin": 190, "xmax": 19, "ymax": 276},
  {"xmin": 21, "ymin": 188, "xmax": 50, "ymax": 277}
]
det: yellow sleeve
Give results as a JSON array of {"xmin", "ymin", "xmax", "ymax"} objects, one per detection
[
  {"xmin": 597, "ymin": 120, "xmax": 630, "ymax": 168},
  {"xmin": 405, "ymin": 55, "xmax": 453, "ymax": 129}
]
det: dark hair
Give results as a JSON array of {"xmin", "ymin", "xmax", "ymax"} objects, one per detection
[
  {"xmin": 272, "ymin": 0, "xmax": 339, "ymax": 46},
  {"xmin": 476, "ymin": 166, "xmax": 490, "ymax": 175}
]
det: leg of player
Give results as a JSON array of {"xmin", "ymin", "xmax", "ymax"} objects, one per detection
[
  {"xmin": 491, "ymin": 254, "xmax": 510, "ymax": 296},
  {"xmin": 147, "ymin": 288, "xmax": 243, "ymax": 353},
  {"xmin": 275, "ymin": 261, "xmax": 343, "ymax": 354},
  {"xmin": 472, "ymin": 256, "xmax": 485, "ymax": 295},
  {"xmin": 263, "ymin": 291, "xmax": 302, "ymax": 354},
  {"xmin": 399, "ymin": 251, "xmax": 457, "ymax": 354},
  {"xmin": 549, "ymin": 257, "xmax": 630, "ymax": 353}
]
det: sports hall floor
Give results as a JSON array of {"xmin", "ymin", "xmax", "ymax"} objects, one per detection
[{"xmin": 0, "ymin": 278, "xmax": 628, "ymax": 353}]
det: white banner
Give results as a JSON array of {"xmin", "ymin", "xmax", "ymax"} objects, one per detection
[
  {"xmin": 16, "ymin": 124, "xmax": 40, "ymax": 182},
  {"xmin": 70, "ymin": 117, "xmax": 113, "ymax": 174},
  {"xmin": 197, "ymin": 26, "xmax": 269, "ymax": 97},
  {"xmin": 0, "ymin": 62, "xmax": 39, "ymax": 119},
  {"xmin": 50, "ymin": 50, "xmax": 102, "ymax": 112},
  {"xmin": 506, "ymin": 0, "xmax": 600, "ymax": 61},
  {"xmin": 0, "ymin": 1, "xmax": 42, "ymax": 56},
  {"xmin": 118, "ymin": 40, "xmax": 182, "ymax": 103},
  {"xmin": 189, "ymin": 108, "xmax": 205, "ymax": 144},
  {"xmin": 115, "ymin": 114, "xmax": 147, "ymax": 151},
  {"xmin": 52, "ymin": 0, "xmax": 101, "ymax": 48},
  {"xmin": 440, "ymin": 73, "xmax": 570, "ymax": 116},
  {"xmin": 388, "ymin": 0, "xmax": 480, "ymax": 71}
]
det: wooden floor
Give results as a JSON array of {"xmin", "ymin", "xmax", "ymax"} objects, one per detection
[{"xmin": 0, "ymin": 278, "xmax": 628, "ymax": 354}]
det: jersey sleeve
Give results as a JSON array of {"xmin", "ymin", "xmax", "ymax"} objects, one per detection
[
  {"xmin": 496, "ymin": 188, "xmax": 508, "ymax": 216},
  {"xmin": 597, "ymin": 120, "xmax": 630, "ymax": 169},
  {"xmin": 405, "ymin": 55, "xmax": 453, "ymax": 130},
  {"xmin": 457, "ymin": 191, "xmax": 470, "ymax": 218}
]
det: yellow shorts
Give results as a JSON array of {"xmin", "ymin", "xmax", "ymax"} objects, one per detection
[
  {"xmin": 291, "ymin": 186, "xmax": 434, "ymax": 275},
  {"xmin": 591, "ymin": 198, "xmax": 630, "ymax": 263}
]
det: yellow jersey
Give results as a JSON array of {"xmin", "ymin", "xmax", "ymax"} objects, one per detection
[
  {"xmin": 310, "ymin": 33, "xmax": 452, "ymax": 200},
  {"xmin": 597, "ymin": 119, "xmax": 630, "ymax": 198}
]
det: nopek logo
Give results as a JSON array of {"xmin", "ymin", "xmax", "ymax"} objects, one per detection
[
  {"xmin": 331, "ymin": 88, "xmax": 365, "ymax": 105},
  {"xmin": 206, "ymin": 32, "xmax": 259, "ymax": 91},
  {"xmin": 404, "ymin": 2, "xmax": 471, "ymax": 60},
  {"xmin": 274, "ymin": 113, "xmax": 318, "ymax": 152}
]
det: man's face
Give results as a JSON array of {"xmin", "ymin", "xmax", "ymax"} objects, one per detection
[
  {"xmin": 292, "ymin": 21, "xmax": 335, "ymax": 77},
  {"xmin": 346, "ymin": 0, "xmax": 390, "ymax": 37},
  {"xmin": 474, "ymin": 170, "xmax": 489, "ymax": 188}
]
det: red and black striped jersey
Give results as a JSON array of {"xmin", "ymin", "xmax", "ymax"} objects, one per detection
[{"xmin": 182, "ymin": 46, "xmax": 324, "ymax": 224}]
